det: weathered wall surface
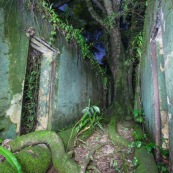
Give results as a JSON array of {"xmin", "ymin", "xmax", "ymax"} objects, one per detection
[
  {"xmin": 0, "ymin": 3, "xmax": 29, "ymax": 139},
  {"xmin": 0, "ymin": 1, "xmax": 104, "ymax": 137},
  {"xmin": 142, "ymin": 0, "xmax": 173, "ymax": 169},
  {"xmin": 50, "ymin": 39, "xmax": 102, "ymax": 130}
]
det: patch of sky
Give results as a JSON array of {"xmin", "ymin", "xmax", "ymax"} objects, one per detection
[{"xmin": 85, "ymin": 31, "xmax": 106, "ymax": 64}]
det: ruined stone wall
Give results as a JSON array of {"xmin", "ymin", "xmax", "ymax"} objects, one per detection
[
  {"xmin": 0, "ymin": 3, "xmax": 29, "ymax": 139},
  {"xmin": 142, "ymin": 0, "xmax": 173, "ymax": 169},
  {"xmin": 0, "ymin": 1, "xmax": 104, "ymax": 138}
]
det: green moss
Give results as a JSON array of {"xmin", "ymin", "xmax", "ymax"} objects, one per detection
[
  {"xmin": 135, "ymin": 147, "xmax": 158, "ymax": 173},
  {"xmin": 133, "ymin": 124, "xmax": 144, "ymax": 141},
  {"xmin": 17, "ymin": 146, "xmax": 51, "ymax": 173},
  {"xmin": 4, "ymin": 2, "xmax": 29, "ymax": 95},
  {"xmin": 58, "ymin": 126, "xmax": 94, "ymax": 150},
  {"xmin": 0, "ymin": 146, "xmax": 51, "ymax": 173},
  {"xmin": 108, "ymin": 116, "xmax": 129, "ymax": 147},
  {"xmin": 58, "ymin": 128, "xmax": 77, "ymax": 150},
  {"xmin": 8, "ymin": 131, "xmax": 80, "ymax": 173}
]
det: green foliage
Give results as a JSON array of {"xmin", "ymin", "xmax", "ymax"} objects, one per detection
[
  {"xmin": 157, "ymin": 162, "xmax": 169, "ymax": 173},
  {"xmin": 75, "ymin": 99, "xmax": 103, "ymax": 133},
  {"xmin": 0, "ymin": 138, "xmax": 3, "ymax": 144},
  {"xmin": 67, "ymin": 99, "xmax": 103, "ymax": 149},
  {"xmin": 159, "ymin": 147, "xmax": 169, "ymax": 158},
  {"xmin": 128, "ymin": 141, "xmax": 142, "ymax": 149},
  {"xmin": 21, "ymin": 50, "xmax": 41, "ymax": 134},
  {"xmin": 125, "ymin": 32, "xmax": 144, "ymax": 66},
  {"xmin": 133, "ymin": 157, "xmax": 139, "ymax": 167},
  {"xmin": 132, "ymin": 32, "xmax": 143, "ymax": 58},
  {"xmin": 132, "ymin": 131, "xmax": 144, "ymax": 141},
  {"xmin": 42, "ymin": 2, "xmax": 106, "ymax": 78},
  {"xmin": 145, "ymin": 142, "xmax": 156, "ymax": 153},
  {"xmin": 0, "ymin": 146, "xmax": 23, "ymax": 173},
  {"xmin": 133, "ymin": 109, "xmax": 144, "ymax": 123},
  {"xmin": 112, "ymin": 160, "xmax": 121, "ymax": 172}
]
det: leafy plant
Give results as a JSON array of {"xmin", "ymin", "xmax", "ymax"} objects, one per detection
[
  {"xmin": 41, "ymin": 2, "xmax": 107, "ymax": 78},
  {"xmin": 133, "ymin": 109, "xmax": 144, "ymax": 123},
  {"xmin": 157, "ymin": 162, "xmax": 169, "ymax": 173},
  {"xmin": 112, "ymin": 160, "xmax": 121, "ymax": 172},
  {"xmin": 133, "ymin": 157, "xmax": 139, "ymax": 167},
  {"xmin": 75, "ymin": 99, "xmax": 103, "ymax": 133},
  {"xmin": 159, "ymin": 147, "xmax": 169, "ymax": 158},
  {"xmin": 0, "ymin": 146, "xmax": 23, "ymax": 173},
  {"xmin": 145, "ymin": 142, "xmax": 156, "ymax": 153},
  {"xmin": 0, "ymin": 138, "xmax": 3, "ymax": 144},
  {"xmin": 67, "ymin": 99, "xmax": 103, "ymax": 149},
  {"xmin": 21, "ymin": 50, "xmax": 41, "ymax": 134},
  {"xmin": 132, "ymin": 131, "xmax": 144, "ymax": 141},
  {"xmin": 128, "ymin": 141, "xmax": 142, "ymax": 149},
  {"xmin": 125, "ymin": 32, "xmax": 144, "ymax": 66}
]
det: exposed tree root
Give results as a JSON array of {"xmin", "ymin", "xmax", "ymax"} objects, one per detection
[
  {"xmin": 108, "ymin": 116, "xmax": 130, "ymax": 148},
  {"xmin": 0, "ymin": 130, "xmax": 106, "ymax": 173},
  {"xmin": 7, "ymin": 131, "xmax": 80, "ymax": 173},
  {"xmin": 80, "ymin": 143, "xmax": 106, "ymax": 173}
]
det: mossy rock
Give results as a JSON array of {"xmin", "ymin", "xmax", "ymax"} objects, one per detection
[
  {"xmin": 0, "ymin": 145, "xmax": 51, "ymax": 173},
  {"xmin": 135, "ymin": 147, "xmax": 158, "ymax": 173},
  {"xmin": 133, "ymin": 124, "xmax": 144, "ymax": 141},
  {"xmin": 58, "ymin": 126, "xmax": 94, "ymax": 150}
]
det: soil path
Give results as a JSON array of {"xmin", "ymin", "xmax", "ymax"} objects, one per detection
[{"xmin": 73, "ymin": 120, "xmax": 135, "ymax": 173}]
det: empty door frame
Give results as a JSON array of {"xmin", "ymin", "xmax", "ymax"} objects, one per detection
[{"xmin": 30, "ymin": 36, "xmax": 59, "ymax": 130}]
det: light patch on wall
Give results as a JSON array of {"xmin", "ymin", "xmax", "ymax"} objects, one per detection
[
  {"xmin": 5, "ymin": 93, "xmax": 22, "ymax": 133},
  {"xmin": 161, "ymin": 111, "xmax": 169, "ymax": 149},
  {"xmin": 155, "ymin": 27, "xmax": 164, "ymax": 55},
  {"xmin": 168, "ymin": 113, "xmax": 172, "ymax": 121},
  {"xmin": 161, "ymin": 8, "xmax": 165, "ymax": 32},
  {"xmin": 165, "ymin": 52, "xmax": 173, "ymax": 68},
  {"xmin": 160, "ymin": 63, "xmax": 165, "ymax": 72},
  {"xmin": 35, "ymin": 115, "xmax": 48, "ymax": 131},
  {"xmin": 44, "ymin": 52, "xmax": 53, "ymax": 63},
  {"xmin": 167, "ymin": 96, "xmax": 171, "ymax": 105}
]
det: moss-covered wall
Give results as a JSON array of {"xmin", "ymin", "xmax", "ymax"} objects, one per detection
[
  {"xmin": 0, "ymin": 1, "xmax": 104, "ymax": 137},
  {"xmin": 50, "ymin": 38, "xmax": 102, "ymax": 130},
  {"xmin": 142, "ymin": 0, "xmax": 173, "ymax": 169},
  {"xmin": 0, "ymin": 2, "xmax": 29, "ymax": 139}
]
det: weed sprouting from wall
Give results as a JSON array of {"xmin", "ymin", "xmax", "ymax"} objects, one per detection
[{"xmin": 21, "ymin": 47, "xmax": 41, "ymax": 134}]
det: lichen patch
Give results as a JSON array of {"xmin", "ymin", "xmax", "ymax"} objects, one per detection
[{"xmin": 6, "ymin": 93, "xmax": 22, "ymax": 133}]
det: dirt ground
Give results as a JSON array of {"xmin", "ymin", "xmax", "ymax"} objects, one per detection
[
  {"xmin": 73, "ymin": 120, "xmax": 135, "ymax": 173},
  {"xmin": 47, "ymin": 119, "xmax": 136, "ymax": 173}
]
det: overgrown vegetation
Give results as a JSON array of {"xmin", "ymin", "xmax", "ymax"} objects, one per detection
[
  {"xmin": 21, "ymin": 48, "xmax": 41, "ymax": 134},
  {"xmin": 43, "ymin": 2, "xmax": 107, "ymax": 78},
  {"xmin": 67, "ymin": 99, "xmax": 103, "ymax": 149},
  {"xmin": 130, "ymin": 125, "xmax": 169, "ymax": 172},
  {"xmin": 0, "ymin": 146, "xmax": 22, "ymax": 173}
]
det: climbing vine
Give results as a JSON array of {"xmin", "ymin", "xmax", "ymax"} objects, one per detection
[
  {"xmin": 26, "ymin": 1, "xmax": 107, "ymax": 78},
  {"xmin": 21, "ymin": 48, "xmax": 41, "ymax": 134},
  {"xmin": 125, "ymin": 32, "xmax": 144, "ymax": 66}
]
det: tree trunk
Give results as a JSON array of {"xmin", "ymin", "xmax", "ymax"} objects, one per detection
[{"xmin": 108, "ymin": 28, "xmax": 132, "ymax": 115}]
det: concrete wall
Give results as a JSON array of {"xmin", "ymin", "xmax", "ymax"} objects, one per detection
[
  {"xmin": 0, "ymin": 1, "xmax": 104, "ymax": 138},
  {"xmin": 0, "ymin": 3, "xmax": 29, "ymax": 139},
  {"xmin": 51, "ymin": 38, "xmax": 102, "ymax": 130},
  {"xmin": 142, "ymin": 0, "xmax": 173, "ymax": 169}
]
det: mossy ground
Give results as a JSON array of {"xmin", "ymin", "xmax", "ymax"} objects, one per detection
[{"xmin": 0, "ymin": 119, "xmax": 158, "ymax": 173}]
